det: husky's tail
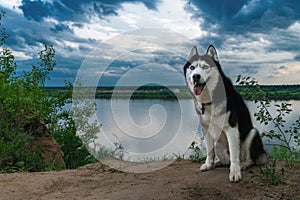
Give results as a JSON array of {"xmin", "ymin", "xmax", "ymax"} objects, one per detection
[{"xmin": 250, "ymin": 128, "xmax": 267, "ymax": 166}]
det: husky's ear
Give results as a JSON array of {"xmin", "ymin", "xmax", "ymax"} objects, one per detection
[
  {"xmin": 207, "ymin": 45, "xmax": 219, "ymax": 62},
  {"xmin": 189, "ymin": 46, "xmax": 198, "ymax": 60}
]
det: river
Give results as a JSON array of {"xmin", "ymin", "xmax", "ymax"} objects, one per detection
[{"xmin": 93, "ymin": 99, "xmax": 300, "ymax": 161}]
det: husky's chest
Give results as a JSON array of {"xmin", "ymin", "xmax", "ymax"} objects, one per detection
[{"xmin": 195, "ymin": 99, "xmax": 228, "ymax": 130}]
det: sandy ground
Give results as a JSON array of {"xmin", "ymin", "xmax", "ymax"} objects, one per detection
[{"xmin": 0, "ymin": 159, "xmax": 299, "ymax": 200}]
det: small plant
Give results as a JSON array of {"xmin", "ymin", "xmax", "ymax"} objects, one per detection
[
  {"xmin": 268, "ymin": 146, "xmax": 300, "ymax": 167},
  {"xmin": 188, "ymin": 141, "xmax": 205, "ymax": 162},
  {"xmin": 259, "ymin": 159, "xmax": 284, "ymax": 185},
  {"xmin": 236, "ymin": 76, "xmax": 300, "ymax": 159},
  {"xmin": 108, "ymin": 168, "xmax": 122, "ymax": 173},
  {"xmin": 95, "ymin": 163, "xmax": 122, "ymax": 173},
  {"xmin": 173, "ymin": 153, "xmax": 185, "ymax": 160}
]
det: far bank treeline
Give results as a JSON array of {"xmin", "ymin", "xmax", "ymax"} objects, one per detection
[{"xmin": 46, "ymin": 85, "xmax": 300, "ymax": 100}]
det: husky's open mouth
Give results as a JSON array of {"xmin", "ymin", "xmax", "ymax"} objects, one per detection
[{"xmin": 193, "ymin": 82, "xmax": 206, "ymax": 96}]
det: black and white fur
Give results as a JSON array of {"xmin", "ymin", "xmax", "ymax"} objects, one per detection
[{"xmin": 184, "ymin": 45, "xmax": 266, "ymax": 182}]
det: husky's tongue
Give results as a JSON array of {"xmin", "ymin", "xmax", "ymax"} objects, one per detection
[{"xmin": 193, "ymin": 83, "xmax": 205, "ymax": 96}]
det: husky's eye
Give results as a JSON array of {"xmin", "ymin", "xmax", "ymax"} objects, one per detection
[
  {"xmin": 189, "ymin": 65, "xmax": 195, "ymax": 70},
  {"xmin": 202, "ymin": 65, "xmax": 209, "ymax": 70}
]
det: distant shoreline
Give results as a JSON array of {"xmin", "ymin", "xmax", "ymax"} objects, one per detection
[{"xmin": 45, "ymin": 85, "xmax": 300, "ymax": 100}]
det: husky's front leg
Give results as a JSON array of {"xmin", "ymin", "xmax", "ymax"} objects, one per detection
[
  {"xmin": 225, "ymin": 127, "xmax": 242, "ymax": 182},
  {"xmin": 200, "ymin": 132, "xmax": 215, "ymax": 171}
]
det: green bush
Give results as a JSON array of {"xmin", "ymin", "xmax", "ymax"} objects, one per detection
[
  {"xmin": 188, "ymin": 141, "xmax": 205, "ymax": 163},
  {"xmin": 236, "ymin": 75, "xmax": 300, "ymax": 155},
  {"xmin": 0, "ymin": 11, "xmax": 97, "ymax": 172}
]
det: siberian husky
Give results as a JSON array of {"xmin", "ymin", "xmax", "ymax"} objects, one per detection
[{"xmin": 184, "ymin": 45, "xmax": 266, "ymax": 182}]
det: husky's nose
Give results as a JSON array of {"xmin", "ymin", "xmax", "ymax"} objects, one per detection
[{"xmin": 193, "ymin": 74, "xmax": 201, "ymax": 82}]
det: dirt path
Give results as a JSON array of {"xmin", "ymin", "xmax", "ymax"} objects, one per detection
[{"xmin": 0, "ymin": 159, "xmax": 299, "ymax": 200}]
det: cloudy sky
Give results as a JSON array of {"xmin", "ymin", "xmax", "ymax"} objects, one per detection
[{"xmin": 0, "ymin": 0, "xmax": 300, "ymax": 86}]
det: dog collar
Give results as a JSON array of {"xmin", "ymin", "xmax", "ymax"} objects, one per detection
[{"xmin": 201, "ymin": 102, "xmax": 212, "ymax": 115}]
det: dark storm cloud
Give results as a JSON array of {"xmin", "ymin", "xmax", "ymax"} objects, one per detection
[
  {"xmin": 1, "ymin": 8, "xmax": 62, "ymax": 48},
  {"xmin": 1, "ymin": 7, "xmax": 94, "ymax": 54},
  {"xmin": 278, "ymin": 65, "xmax": 288, "ymax": 70},
  {"xmin": 6, "ymin": 22, "xmax": 76, "ymax": 51},
  {"xmin": 19, "ymin": 0, "xmax": 160, "ymax": 22},
  {"xmin": 294, "ymin": 55, "xmax": 300, "ymax": 61},
  {"xmin": 4, "ymin": 23, "xmax": 52, "ymax": 48},
  {"xmin": 230, "ymin": 0, "xmax": 300, "ymax": 32},
  {"xmin": 19, "ymin": 0, "xmax": 112, "ymax": 22},
  {"xmin": 263, "ymin": 28, "xmax": 300, "ymax": 53},
  {"xmin": 50, "ymin": 23, "xmax": 74, "ymax": 33},
  {"xmin": 188, "ymin": 0, "xmax": 245, "ymax": 21},
  {"xmin": 187, "ymin": 0, "xmax": 300, "ymax": 34}
]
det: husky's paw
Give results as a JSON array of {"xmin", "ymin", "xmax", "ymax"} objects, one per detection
[
  {"xmin": 240, "ymin": 160, "xmax": 253, "ymax": 171},
  {"xmin": 229, "ymin": 165, "xmax": 242, "ymax": 183},
  {"xmin": 200, "ymin": 163, "xmax": 214, "ymax": 171}
]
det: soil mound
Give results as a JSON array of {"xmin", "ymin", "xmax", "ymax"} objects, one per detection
[{"xmin": 27, "ymin": 118, "xmax": 66, "ymax": 170}]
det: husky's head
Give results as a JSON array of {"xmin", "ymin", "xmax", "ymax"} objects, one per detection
[{"xmin": 184, "ymin": 45, "xmax": 221, "ymax": 101}]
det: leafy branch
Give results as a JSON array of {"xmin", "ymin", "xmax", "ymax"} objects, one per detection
[{"xmin": 236, "ymin": 75, "xmax": 299, "ymax": 154}]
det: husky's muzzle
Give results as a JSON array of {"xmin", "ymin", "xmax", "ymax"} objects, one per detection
[{"xmin": 193, "ymin": 74, "xmax": 206, "ymax": 96}]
